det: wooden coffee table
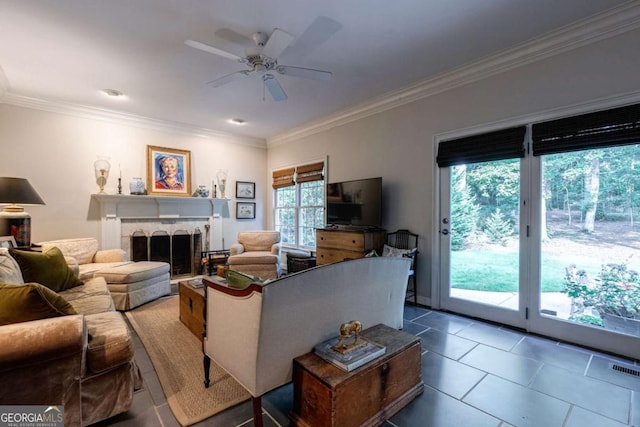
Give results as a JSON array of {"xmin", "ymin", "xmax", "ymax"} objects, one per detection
[
  {"xmin": 290, "ymin": 323, "xmax": 423, "ymax": 427},
  {"xmin": 178, "ymin": 279, "xmax": 206, "ymax": 341},
  {"xmin": 179, "ymin": 276, "xmax": 229, "ymax": 342}
]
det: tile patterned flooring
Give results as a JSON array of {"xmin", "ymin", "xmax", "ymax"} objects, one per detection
[{"xmin": 97, "ymin": 304, "xmax": 640, "ymax": 427}]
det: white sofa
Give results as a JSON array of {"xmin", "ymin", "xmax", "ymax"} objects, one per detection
[
  {"xmin": 38, "ymin": 238, "xmax": 171, "ymax": 310},
  {"xmin": 203, "ymin": 256, "xmax": 411, "ymax": 426}
]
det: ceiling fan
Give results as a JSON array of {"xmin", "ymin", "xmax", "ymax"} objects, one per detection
[{"xmin": 185, "ymin": 25, "xmax": 334, "ymax": 101}]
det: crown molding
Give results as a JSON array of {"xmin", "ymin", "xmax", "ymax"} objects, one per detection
[
  {"xmin": 267, "ymin": 2, "xmax": 640, "ymax": 147},
  {"xmin": 1, "ymin": 92, "xmax": 267, "ymax": 149},
  {"xmin": 434, "ymin": 89, "xmax": 640, "ymax": 145}
]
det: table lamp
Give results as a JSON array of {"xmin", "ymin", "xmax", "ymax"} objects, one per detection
[{"xmin": 0, "ymin": 177, "xmax": 46, "ymax": 248}]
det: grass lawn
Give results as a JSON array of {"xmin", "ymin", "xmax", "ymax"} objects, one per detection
[{"xmin": 451, "ymin": 249, "xmax": 571, "ymax": 292}]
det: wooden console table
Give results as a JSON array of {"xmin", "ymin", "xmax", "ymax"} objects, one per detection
[{"xmin": 290, "ymin": 323, "xmax": 423, "ymax": 427}]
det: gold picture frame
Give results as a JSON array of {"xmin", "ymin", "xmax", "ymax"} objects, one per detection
[{"xmin": 147, "ymin": 145, "xmax": 192, "ymax": 196}]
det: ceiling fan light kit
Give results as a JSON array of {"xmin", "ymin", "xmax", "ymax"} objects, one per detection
[{"xmin": 186, "ymin": 23, "xmax": 334, "ymax": 101}]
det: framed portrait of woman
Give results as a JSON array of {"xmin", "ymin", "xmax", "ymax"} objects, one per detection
[{"xmin": 147, "ymin": 145, "xmax": 192, "ymax": 196}]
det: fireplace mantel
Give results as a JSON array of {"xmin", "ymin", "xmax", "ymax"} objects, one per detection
[{"xmin": 92, "ymin": 194, "xmax": 229, "ymax": 250}]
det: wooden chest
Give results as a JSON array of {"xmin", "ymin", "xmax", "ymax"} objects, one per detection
[
  {"xmin": 178, "ymin": 281, "xmax": 205, "ymax": 342},
  {"xmin": 290, "ymin": 324, "xmax": 423, "ymax": 427},
  {"xmin": 316, "ymin": 228, "xmax": 386, "ymax": 265}
]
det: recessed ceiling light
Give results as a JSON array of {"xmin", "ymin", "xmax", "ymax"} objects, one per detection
[
  {"xmin": 102, "ymin": 88, "xmax": 124, "ymax": 98},
  {"xmin": 230, "ymin": 118, "xmax": 246, "ymax": 125}
]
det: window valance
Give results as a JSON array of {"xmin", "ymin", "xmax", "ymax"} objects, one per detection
[
  {"xmin": 436, "ymin": 126, "xmax": 526, "ymax": 167},
  {"xmin": 272, "ymin": 161, "xmax": 325, "ymax": 188},
  {"xmin": 272, "ymin": 168, "xmax": 295, "ymax": 189},
  {"xmin": 295, "ymin": 162, "xmax": 325, "ymax": 183},
  {"xmin": 532, "ymin": 103, "xmax": 640, "ymax": 156}
]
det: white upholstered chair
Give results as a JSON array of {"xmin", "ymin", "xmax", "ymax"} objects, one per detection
[{"xmin": 202, "ymin": 256, "xmax": 411, "ymax": 426}]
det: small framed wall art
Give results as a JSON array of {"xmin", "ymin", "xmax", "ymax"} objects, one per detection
[
  {"xmin": 147, "ymin": 145, "xmax": 191, "ymax": 197},
  {"xmin": 0, "ymin": 236, "xmax": 17, "ymax": 249},
  {"xmin": 236, "ymin": 181, "xmax": 255, "ymax": 199},
  {"xmin": 236, "ymin": 202, "xmax": 256, "ymax": 219}
]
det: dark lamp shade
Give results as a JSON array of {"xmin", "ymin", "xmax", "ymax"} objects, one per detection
[{"xmin": 0, "ymin": 177, "xmax": 46, "ymax": 205}]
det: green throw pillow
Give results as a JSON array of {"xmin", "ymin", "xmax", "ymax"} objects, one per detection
[
  {"xmin": 9, "ymin": 247, "xmax": 83, "ymax": 292},
  {"xmin": 0, "ymin": 283, "xmax": 77, "ymax": 326},
  {"xmin": 225, "ymin": 269, "xmax": 261, "ymax": 290}
]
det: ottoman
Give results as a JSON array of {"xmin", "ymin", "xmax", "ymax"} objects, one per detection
[
  {"xmin": 93, "ymin": 261, "xmax": 171, "ymax": 311},
  {"xmin": 286, "ymin": 250, "xmax": 316, "ymax": 274}
]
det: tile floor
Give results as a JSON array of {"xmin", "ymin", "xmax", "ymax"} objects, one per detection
[{"xmin": 96, "ymin": 304, "xmax": 640, "ymax": 427}]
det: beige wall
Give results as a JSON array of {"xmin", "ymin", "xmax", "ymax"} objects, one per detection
[
  {"xmin": 267, "ymin": 28, "xmax": 640, "ymax": 304},
  {"xmin": 0, "ymin": 105, "xmax": 268, "ymax": 246},
  {"xmin": 2, "ymin": 28, "xmax": 640, "ymax": 303}
]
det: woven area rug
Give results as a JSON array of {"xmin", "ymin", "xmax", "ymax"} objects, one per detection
[{"xmin": 125, "ymin": 296, "xmax": 250, "ymax": 426}]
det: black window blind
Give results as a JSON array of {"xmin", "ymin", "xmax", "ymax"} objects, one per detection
[
  {"xmin": 436, "ymin": 126, "xmax": 526, "ymax": 167},
  {"xmin": 532, "ymin": 103, "xmax": 640, "ymax": 156}
]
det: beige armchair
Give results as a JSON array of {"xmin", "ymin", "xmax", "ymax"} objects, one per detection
[{"xmin": 227, "ymin": 231, "xmax": 281, "ymax": 279}]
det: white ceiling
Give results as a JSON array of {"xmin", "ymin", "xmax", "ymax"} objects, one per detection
[{"xmin": 0, "ymin": 0, "xmax": 631, "ymax": 141}]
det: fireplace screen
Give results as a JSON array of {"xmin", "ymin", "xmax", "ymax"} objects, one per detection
[{"xmin": 131, "ymin": 228, "xmax": 201, "ymax": 278}]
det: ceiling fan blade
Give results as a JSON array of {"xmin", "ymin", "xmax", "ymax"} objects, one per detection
[
  {"xmin": 185, "ymin": 39, "xmax": 245, "ymax": 62},
  {"xmin": 206, "ymin": 70, "xmax": 250, "ymax": 88},
  {"xmin": 261, "ymin": 28, "xmax": 294, "ymax": 60},
  {"xmin": 262, "ymin": 74, "xmax": 287, "ymax": 101},
  {"xmin": 276, "ymin": 65, "xmax": 332, "ymax": 81},
  {"xmin": 214, "ymin": 28, "xmax": 253, "ymax": 47},
  {"xmin": 286, "ymin": 16, "xmax": 342, "ymax": 57}
]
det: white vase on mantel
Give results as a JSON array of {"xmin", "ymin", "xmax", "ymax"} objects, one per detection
[{"xmin": 129, "ymin": 178, "xmax": 145, "ymax": 195}]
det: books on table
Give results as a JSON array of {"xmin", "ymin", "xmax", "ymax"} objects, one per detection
[{"xmin": 313, "ymin": 336, "xmax": 386, "ymax": 372}]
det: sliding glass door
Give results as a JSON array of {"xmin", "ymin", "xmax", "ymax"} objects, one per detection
[
  {"xmin": 437, "ymin": 104, "xmax": 640, "ymax": 359},
  {"xmin": 531, "ymin": 145, "xmax": 640, "ymax": 358},
  {"xmin": 437, "ymin": 126, "xmax": 528, "ymax": 328},
  {"xmin": 439, "ymin": 158, "xmax": 527, "ymax": 328}
]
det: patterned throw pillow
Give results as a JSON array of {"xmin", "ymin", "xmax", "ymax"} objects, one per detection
[{"xmin": 381, "ymin": 244, "xmax": 416, "ymax": 258}]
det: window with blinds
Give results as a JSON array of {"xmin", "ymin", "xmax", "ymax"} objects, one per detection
[{"xmin": 273, "ymin": 161, "xmax": 325, "ymax": 248}]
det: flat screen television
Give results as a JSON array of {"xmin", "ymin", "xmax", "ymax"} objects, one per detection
[{"xmin": 326, "ymin": 177, "xmax": 382, "ymax": 228}]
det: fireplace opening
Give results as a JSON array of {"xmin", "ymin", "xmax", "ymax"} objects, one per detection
[
  {"xmin": 172, "ymin": 231, "xmax": 191, "ymax": 277},
  {"xmin": 150, "ymin": 231, "xmax": 171, "ymax": 265},
  {"xmin": 131, "ymin": 228, "xmax": 202, "ymax": 278}
]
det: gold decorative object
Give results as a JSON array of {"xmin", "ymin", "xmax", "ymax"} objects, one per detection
[
  {"xmin": 331, "ymin": 320, "xmax": 366, "ymax": 355},
  {"xmin": 94, "ymin": 156, "xmax": 111, "ymax": 194}
]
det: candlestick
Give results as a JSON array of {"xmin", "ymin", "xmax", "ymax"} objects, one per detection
[{"xmin": 117, "ymin": 177, "xmax": 122, "ymax": 194}]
